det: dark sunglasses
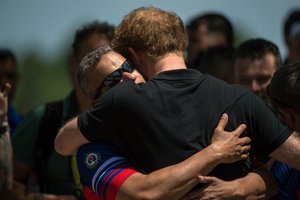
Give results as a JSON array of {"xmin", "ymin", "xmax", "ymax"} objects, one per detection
[{"xmin": 93, "ymin": 60, "xmax": 133, "ymax": 100}]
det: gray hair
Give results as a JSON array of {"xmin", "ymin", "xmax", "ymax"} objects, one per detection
[{"xmin": 77, "ymin": 46, "xmax": 113, "ymax": 99}]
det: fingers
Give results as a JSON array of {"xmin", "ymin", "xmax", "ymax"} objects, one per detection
[
  {"xmin": 238, "ymin": 136, "xmax": 251, "ymax": 145},
  {"xmin": 240, "ymin": 145, "xmax": 251, "ymax": 159},
  {"xmin": 198, "ymin": 175, "xmax": 218, "ymax": 184},
  {"xmin": 122, "ymin": 72, "xmax": 136, "ymax": 81},
  {"xmin": 131, "ymin": 69, "xmax": 146, "ymax": 83},
  {"xmin": 240, "ymin": 153, "xmax": 250, "ymax": 160},
  {"xmin": 215, "ymin": 113, "xmax": 228, "ymax": 132},
  {"xmin": 240, "ymin": 144, "xmax": 251, "ymax": 153},
  {"xmin": 233, "ymin": 123, "xmax": 247, "ymax": 137},
  {"xmin": 2, "ymin": 83, "xmax": 11, "ymax": 97},
  {"xmin": 215, "ymin": 113, "xmax": 247, "ymax": 138}
]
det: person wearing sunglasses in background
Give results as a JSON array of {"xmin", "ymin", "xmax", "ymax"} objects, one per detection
[
  {"xmin": 74, "ymin": 46, "xmax": 279, "ymax": 200},
  {"xmin": 267, "ymin": 63, "xmax": 300, "ymax": 200}
]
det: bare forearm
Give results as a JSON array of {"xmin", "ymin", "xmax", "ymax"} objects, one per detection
[
  {"xmin": 54, "ymin": 117, "xmax": 89, "ymax": 155},
  {"xmin": 235, "ymin": 168, "xmax": 278, "ymax": 200},
  {"xmin": 270, "ymin": 131, "xmax": 300, "ymax": 171}
]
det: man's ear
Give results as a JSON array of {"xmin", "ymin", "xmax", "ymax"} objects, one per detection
[{"xmin": 128, "ymin": 47, "xmax": 140, "ymax": 66}]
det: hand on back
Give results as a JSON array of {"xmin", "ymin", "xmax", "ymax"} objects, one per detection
[{"xmin": 210, "ymin": 113, "xmax": 251, "ymax": 163}]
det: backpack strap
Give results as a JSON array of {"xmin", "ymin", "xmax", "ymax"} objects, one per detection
[
  {"xmin": 71, "ymin": 154, "xmax": 84, "ymax": 198},
  {"xmin": 35, "ymin": 100, "xmax": 63, "ymax": 191}
]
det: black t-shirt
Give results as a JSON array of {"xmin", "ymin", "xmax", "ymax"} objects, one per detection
[{"xmin": 78, "ymin": 69, "xmax": 292, "ymax": 180}]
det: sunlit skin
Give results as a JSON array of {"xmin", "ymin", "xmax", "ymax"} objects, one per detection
[
  {"xmin": 85, "ymin": 50, "xmax": 146, "ymax": 100},
  {"xmin": 234, "ymin": 53, "xmax": 277, "ymax": 102}
]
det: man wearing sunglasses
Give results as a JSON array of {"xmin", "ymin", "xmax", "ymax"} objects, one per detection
[{"xmin": 56, "ymin": 7, "xmax": 300, "ymax": 199}]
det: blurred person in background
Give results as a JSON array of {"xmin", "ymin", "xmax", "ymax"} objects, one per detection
[
  {"xmin": 0, "ymin": 49, "xmax": 22, "ymax": 135},
  {"xmin": 283, "ymin": 8, "xmax": 300, "ymax": 64},
  {"xmin": 233, "ymin": 38, "xmax": 281, "ymax": 103},
  {"xmin": 194, "ymin": 45, "xmax": 235, "ymax": 83},
  {"xmin": 233, "ymin": 38, "xmax": 300, "ymax": 199},
  {"xmin": 0, "ymin": 83, "xmax": 13, "ymax": 199},
  {"xmin": 12, "ymin": 21, "xmax": 115, "ymax": 200},
  {"xmin": 185, "ymin": 12, "xmax": 234, "ymax": 68}
]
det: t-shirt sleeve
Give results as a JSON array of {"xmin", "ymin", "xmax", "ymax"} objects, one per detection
[
  {"xmin": 77, "ymin": 144, "xmax": 137, "ymax": 200},
  {"xmin": 241, "ymin": 91, "xmax": 293, "ymax": 161}
]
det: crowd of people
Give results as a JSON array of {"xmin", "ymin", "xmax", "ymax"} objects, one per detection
[{"xmin": 0, "ymin": 6, "xmax": 300, "ymax": 200}]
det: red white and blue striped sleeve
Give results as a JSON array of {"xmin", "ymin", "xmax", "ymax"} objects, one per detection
[{"xmin": 77, "ymin": 144, "xmax": 137, "ymax": 200}]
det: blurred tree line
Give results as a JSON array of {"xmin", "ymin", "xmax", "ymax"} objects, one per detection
[{"xmin": 13, "ymin": 47, "xmax": 72, "ymax": 116}]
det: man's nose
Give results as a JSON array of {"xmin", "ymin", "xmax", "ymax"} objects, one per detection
[{"xmin": 249, "ymin": 80, "xmax": 261, "ymax": 93}]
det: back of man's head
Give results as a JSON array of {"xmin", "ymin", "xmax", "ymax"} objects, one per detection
[
  {"xmin": 233, "ymin": 38, "xmax": 282, "ymax": 69},
  {"xmin": 112, "ymin": 6, "xmax": 186, "ymax": 61},
  {"xmin": 268, "ymin": 62, "xmax": 300, "ymax": 113},
  {"xmin": 268, "ymin": 62, "xmax": 300, "ymax": 131}
]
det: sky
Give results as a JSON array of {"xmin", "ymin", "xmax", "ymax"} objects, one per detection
[
  {"xmin": 1, "ymin": 0, "xmax": 300, "ymax": 113},
  {"xmin": 1, "ymin": 0, "xmax": 300, "ymax": 61}
]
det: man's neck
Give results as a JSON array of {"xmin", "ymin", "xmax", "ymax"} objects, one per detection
[{"xmin": 146, "ymin": 53, "xmax": 187, "ymax": 79}]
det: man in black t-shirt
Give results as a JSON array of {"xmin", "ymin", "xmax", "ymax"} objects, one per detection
[{"xmin": 55, "ymin": 6, "xmax": 300, "ymax": 199}]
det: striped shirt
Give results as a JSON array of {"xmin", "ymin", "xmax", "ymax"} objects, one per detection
[{"xmin": 77, "ymin": 144, "xmax": 137, "ymax": 200}]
